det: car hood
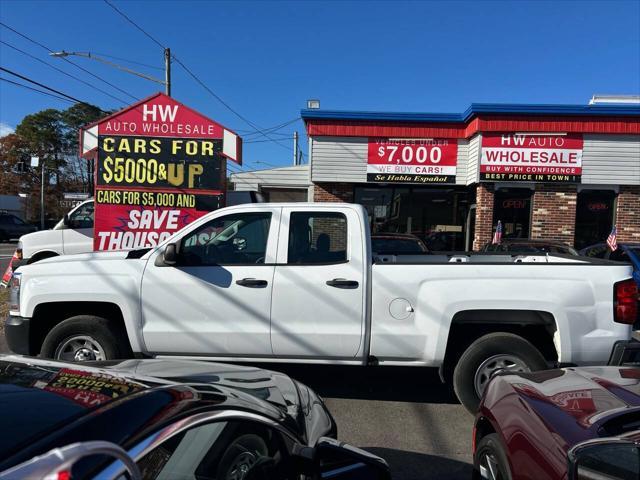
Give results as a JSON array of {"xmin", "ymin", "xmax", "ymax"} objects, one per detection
[
  {"xmin": 100, "ymin": 358, "xmax": 332, "ymax": 443},
  {"xmin": 0, "ymin": 356, "xmax": 331, "ymax": 444},
  {"xmin": 502, "ymin": 366, "xmax": 640, "ymax": 445}
]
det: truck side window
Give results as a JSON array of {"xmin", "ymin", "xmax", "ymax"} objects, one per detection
[
  {"xmin": 68, "ymin": 203, "xmax": 94, "ymax": 229},
  {"xmin": 288, "ymin": 212, "xmax": 347, "ymax": 264},
  {"xmin": 180, "ymin": 212, "xmax": 271, "ymax": 266}
]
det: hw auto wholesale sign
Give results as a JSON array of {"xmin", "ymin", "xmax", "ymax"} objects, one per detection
[
  {"xmin": 81, "ymin": 92, "xmax": 241, "ymax": 251},
  {"xmin": 367, "ymin": 138, "xmax": 458, "ymax": 183},
  {"xmin": 481, "ymin": 133, "xmax": 583, "ymax": 183}
]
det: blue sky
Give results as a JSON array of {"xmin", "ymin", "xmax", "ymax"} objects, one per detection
[{"xmin": 1, "ymin": 0, "xmax": 639, "ymax": 172}]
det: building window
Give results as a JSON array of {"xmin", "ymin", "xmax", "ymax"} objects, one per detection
[
  {"xmin": 574, "ymin": 190, "xmax": 616, "ymax": 250},
  {"xmin": 492, "ymin": 189, "xmax": 532, "ymax": 239},
  {"xmin": 354, "ymin": 186, "xmax": 470, "ymax": 251}
]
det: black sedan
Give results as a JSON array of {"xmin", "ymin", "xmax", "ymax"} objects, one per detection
[{"xmin": 0, "ymin": 355, "xmax": 390, "ymax": 480}]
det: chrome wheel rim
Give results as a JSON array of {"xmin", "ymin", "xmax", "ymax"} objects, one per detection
[
  {"xmin": 226, "ymin": 451, "xmax": 258, "ymax": 480},
  {"xmin": 55, "ymin": 335, "xmax": 106, "ymax": 362},
  {"xmin": 474, "ymin": 354, "xmax": 530, "ymax": 397},
  {"xmin": 479, "ymin": 452, "xmax": 501, "ymax": 480}
]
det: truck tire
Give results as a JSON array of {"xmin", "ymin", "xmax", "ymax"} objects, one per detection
[
  {"xmin": 453, "ymin": 332, "xmax": 547, "ymax": 413},
  {"xmin": 473, "ymin": 433, "xmax": 512, "ymax": 480},
  {"xmin": 40, "ymin": 315, "xmax": 132, "ymax": 361}
]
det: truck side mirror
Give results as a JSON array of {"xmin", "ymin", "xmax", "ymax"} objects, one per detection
[
  {"xmin": 163, "ymin": 243, "xmax": 178, "ymax": 266},
  {"xmin": 63, "ymin": 214, "xmax": 69, "ymax": 226}
]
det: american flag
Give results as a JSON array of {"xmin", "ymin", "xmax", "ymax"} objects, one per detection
[
  {"xmin": 492, "ymin": 220, "xmax": 503, "ymax": 245},
  {"xmin": 607, "ymin": 226, "xmax": 618, "ymax": 252}
]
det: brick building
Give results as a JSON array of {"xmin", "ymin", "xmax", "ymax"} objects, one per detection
[{"xmin": 232, "ymin": 102, "xmax": 640, "ymax": 251}]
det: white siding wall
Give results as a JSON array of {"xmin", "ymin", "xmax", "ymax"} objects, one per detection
[
  {"xmin": 311, "ymin": 136, "xmax": 368, "ymax": 183},
  {"xmin": 231, "ymin": 165, "xmax": 310, "ymax": 191},
  {"xmin": 581, "ymin": 135, "xmax": 640, "ymax": 185},
  {"xmin": 466, "ymin": 134, "xmax": 481, "ymax": 185},
  {"xmin": 455, "ymin": 139, "xmax": 469, "ymax": 186}
]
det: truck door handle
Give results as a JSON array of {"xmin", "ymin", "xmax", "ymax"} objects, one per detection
[
  {"xmin": 326, "ymin": 278, "xmax": 359, "ymax": 289},
  {"xmin": 236, "ymin": 278, "xmax": 268, "ymax": 288}
]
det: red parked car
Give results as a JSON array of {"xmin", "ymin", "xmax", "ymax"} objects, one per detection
[{"xmin": 473, "ymin": 364, "xmax": 640, "ymax": 480}]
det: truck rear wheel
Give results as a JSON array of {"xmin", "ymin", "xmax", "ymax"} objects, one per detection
[
  {"xmin": 453, "ymin": 332, "xmax": 547, "ymax": 413},
  {"xmin": 40, "ymin": 315, "xmax": 131, "ymax": 361}
]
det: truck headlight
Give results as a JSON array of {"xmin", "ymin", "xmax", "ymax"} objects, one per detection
[{"xmin": 8, "ymin": 272, "xmax": 21, "ymax": 312}]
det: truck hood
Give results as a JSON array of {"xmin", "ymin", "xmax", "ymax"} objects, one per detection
[
  {"xmin": 18, "ymin": 229, "xmax": 62, "ymax": 252},
  {"xmin": 504, "ymin": 366, "xmax": 640, "ymax": 446},
  {"xmin": 36, "ymin": 250, "xmax": 135, "ymax": 265}
]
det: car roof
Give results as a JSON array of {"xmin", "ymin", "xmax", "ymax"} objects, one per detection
[
  {"xmin": 371, "ymin": 233, "xmax": 422, "ymax": 240},
  {"xmin": 498, "ymin": 238, "xmax": 572, "ymax": 246},
  {"xmin": 0, "ymin": 356, "xmax": 305, "ymax": 469}
]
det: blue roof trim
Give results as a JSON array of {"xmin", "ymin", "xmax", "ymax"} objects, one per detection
[{"xmin": 301, "ymin": 103, "xmax": 640, "ymax": 123}]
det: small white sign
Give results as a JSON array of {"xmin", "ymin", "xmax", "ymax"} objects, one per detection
[{"xmin": 30, "ymin": 156, "xmax": 39, "ymax": 167}]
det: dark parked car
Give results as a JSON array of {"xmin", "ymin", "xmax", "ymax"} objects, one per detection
[
  {"xmin": 580, "ymin": 242, "xmax": 640, "ymax": 263},
  {"xmin": 482, "ymin": 238, "xmax": 579, "ymax": 256},
  {"xmin": 371, "ymin": 233, "xmax": 429, "ymax": 255},
  {"xmin": 0, "ymin": 355, "xmax": 390, "ymax": 480},
  {"xmin": 473, "ymin": 364, "xmax": 640, "ymax": 480},
  {"xmin": 0, "ymin": 213, "xmax": 36, "ymax": 242}
]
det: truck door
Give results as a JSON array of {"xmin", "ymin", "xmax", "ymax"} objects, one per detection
[
  {"xmin": 140, "ymin": 207, "xmax": 280, "ymax": 356},
  {"xmin": 62, "ymin": 200, "xmax": 94, "ymax": 254},
  {"xmin": 270, "ymin": 207, "xmax": 366, "ymax": 358}
]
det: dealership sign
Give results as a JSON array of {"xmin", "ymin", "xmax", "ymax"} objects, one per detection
[
  {"xmin": 367, "ymin": 138, "xmax": 458, "ymax": 184},
  {"xmin": 481, "ymin": 134, "xmax": 583, "ymax": 183},
  {"xmin": 80, "ymin": 92, "xmax": 241, "ymax": 251}
]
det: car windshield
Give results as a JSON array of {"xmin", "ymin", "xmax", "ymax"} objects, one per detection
[
  {"xmin": 372, "ymin": 238, "xmax": 426, "ymax": 254},
  {"xmin": 0, "ymin": 361, "xmax": 143, "ymax": 458}
]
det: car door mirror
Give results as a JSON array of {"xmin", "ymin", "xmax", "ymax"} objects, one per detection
[
  {"xmin": 568, "ymin": 439, "xmax": 640, "ymax": 480},
  {"xmin": 299, "ymin": 437, "xmax": 390, "ymax": 480},
  {"xmin": 63, "ymin": 213, "xmax": 70, "ymax": 227},
  {"xmin": 163, "ymin": 243, "xmax": 178, "ymax": 266}
]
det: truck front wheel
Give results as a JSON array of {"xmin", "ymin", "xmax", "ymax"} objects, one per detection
[
  {"xmin": 453, "ymin": 332, "xmax": 547, "ymax": 413},
  {"xmin": 41, "ymin": 315, "xmax": 131, "ymax": 361}
]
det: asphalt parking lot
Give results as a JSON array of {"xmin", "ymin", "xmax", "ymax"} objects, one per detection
[{"xmin": 0, "ymin": 239, "xmax": 474, "ymax": 480}]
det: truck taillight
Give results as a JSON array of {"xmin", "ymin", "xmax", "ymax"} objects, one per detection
[{"xmin": 614, "ymin": 279, "xmax": 638, "ymax": 325}]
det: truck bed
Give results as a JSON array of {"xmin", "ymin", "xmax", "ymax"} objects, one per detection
[{"xmin": 374, "ymin": 253, "xmax": 611, "ymax": 264}]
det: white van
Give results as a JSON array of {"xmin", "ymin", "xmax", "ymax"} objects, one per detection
[{"xmin": 17, "ymin": 199, "xmax": 94, "ymax": 265}]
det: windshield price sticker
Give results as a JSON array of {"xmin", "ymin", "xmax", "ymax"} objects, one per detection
[
  {"xmin": 367, "ymin": 138, "xmax": 458, "ymax": 183},
  {"xmin": 480, "ymin": 133, "xmax": 583, "ymax": 183}
]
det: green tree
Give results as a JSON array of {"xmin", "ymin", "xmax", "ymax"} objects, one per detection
[{"xmin": 1, "ymin": 103, "xmax": 107, "ymax": 223}]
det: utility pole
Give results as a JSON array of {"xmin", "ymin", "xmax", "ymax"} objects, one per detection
[
  {"xmin": 293, "ymin": 131, "xmax": 298, "ymax": 166},
  {"xmin": 164, "ymin": 48, "xmax": 171, "ymax": 96},
  {"xmin": 40, "ymin": 159, "xmax": 45, "ymax": 230}
]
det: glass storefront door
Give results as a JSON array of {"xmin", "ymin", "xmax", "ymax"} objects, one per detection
[
  {"xmin": 492, "ymin": 188, "xmax": 532, "ymax": 239},
  {"xmin": 354, "ymin": 186, "xmax": 471, "ymax": 251},
  {"xmin": 574, "ymin": 190, "xmax": 616, "ymax": 250}
]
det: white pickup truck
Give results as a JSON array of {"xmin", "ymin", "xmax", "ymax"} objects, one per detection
[{"xmin": 5, "ymin": 203, "xmax": 638, "ymax": 411}]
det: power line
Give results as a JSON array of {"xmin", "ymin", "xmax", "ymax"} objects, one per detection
[
  {"xmin": 100, "ymin": 1, "xmax": 292, "ymax": 150},
  {"xmin": 242, "ymin": 117, "xmax": 301, "ymax": 139},
  {"xmin": 0, "ymin": 66, "xmax": 91, "ymax": 105},
  {"xmin": 91, "ymin": 51, "xmax": 164, "ymax": 71},
  {"xmin": 0, "ymin": 21, "xmax": 138, "ymax": 102},
  {"xmin": 0, "ymin": 39, "xmax": 129, "ymax": 105},
  {"xmin": 0, "ymin": 77, "xmax": 75, "ymax": 104},
  {"xmin": 102, "ymin": 0, "xmax": 166, "ymax": 49}
]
